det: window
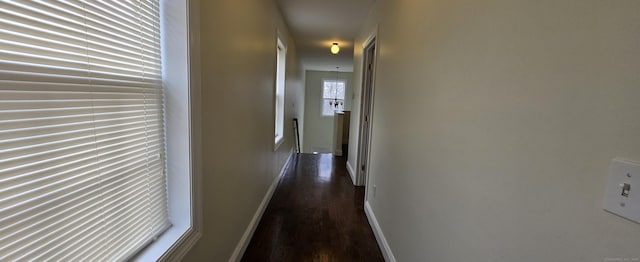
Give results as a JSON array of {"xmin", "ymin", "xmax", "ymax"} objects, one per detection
[
  {"xmin": 322, "ymin": 80, "xmax": 346, "ymax": 116},
  {"xmin": 274, "ymin": 37, "xmax": 286, "ymax": 147},
  {"xmin": 0, "ymin": 1, "xmax": 195, "ymax": 260}
]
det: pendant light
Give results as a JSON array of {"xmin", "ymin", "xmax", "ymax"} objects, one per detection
[{"xmin": 329, "ymin": 67, "xmax": 343, "ymax": 110}]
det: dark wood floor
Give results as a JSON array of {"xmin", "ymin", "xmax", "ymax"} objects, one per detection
[{"xmin": 241, "ymin": 153, "xmax": 384, "ymax": 262}]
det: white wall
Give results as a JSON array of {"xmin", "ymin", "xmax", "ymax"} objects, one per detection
[
  {"xmin": 354, "ymin": 0, "xmax": 640, "ymax": 261},
  {"xmin": 303, "ymin": 70, "xmax": 353, "ymax": 153},
  {"xmin": 182, "ymin": 0, "xmax": 304, "ymax": 261}
]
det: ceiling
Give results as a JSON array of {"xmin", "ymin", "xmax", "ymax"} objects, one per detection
[{"xmin": 276, "ymin": 0, "xmax": 377, "ymax": 72}]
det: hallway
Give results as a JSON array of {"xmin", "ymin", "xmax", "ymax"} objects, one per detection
[{"xmin": 241, "ymin": 154, "xmax": 384, "ymax": 261}]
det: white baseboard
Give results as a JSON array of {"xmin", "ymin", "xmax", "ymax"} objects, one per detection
[
  {"xmin": 364, "ymin": 201, "xmax": 396, "ymax": 262},
  {"xmin": 228, "ymin": 151, "xmax": 294, "ymax": 262},
  {"xmin": 346, "ymin": 161, "xmax": 356, "ymax": 185}
]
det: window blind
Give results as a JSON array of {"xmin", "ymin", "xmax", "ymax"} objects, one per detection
[{"xmin": 0, "ymin": 1, "xmax": 170, "ymax": 261}]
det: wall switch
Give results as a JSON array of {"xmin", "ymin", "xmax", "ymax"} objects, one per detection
[
  {"xmin": 603, "ymin": 159, "xmax": 640, "ymax": 223},
  {"xmin": 621, "ymin": 183, "xmax": 631, "ymax": 197}
]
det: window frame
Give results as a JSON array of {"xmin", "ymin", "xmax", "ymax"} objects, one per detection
[
  {"xmin": 273, "ymin": 36, "xmax": 287, "ymax": 150},
  {"xmin": 134, "ymin": 0, "xmax": 202, "ymax": 260},
  {"xmin": 0, "ymin": 0, "xmax": 185, "ymax": 260},
  {"xmin": 321, "ymin": 79, "xmax": 347, "ymax": 116},
  {"xmin": 0, "ymin": 0, "xmax": 201, "ymax": 260}
]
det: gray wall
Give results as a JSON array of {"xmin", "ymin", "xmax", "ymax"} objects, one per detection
[
  {"xmin": 352, "ymin": 0, "xmax": 640, "ymax": 261},
  {"xmin": 303, "ymin": 70, "xmax": 353, "ymax": 153},
  {"xmin": 183, "ymin": 0, "xmax": 304, "ymax": 260}
]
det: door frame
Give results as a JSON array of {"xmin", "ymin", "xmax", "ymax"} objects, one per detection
[{"xmin": 356, "ymin": 29, "xmax": 378, "ymax": 189}]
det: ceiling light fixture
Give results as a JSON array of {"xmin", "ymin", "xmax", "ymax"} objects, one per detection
[{"xmin": 330, "ymin": 43, "xmax": 340, "ymax": 55}]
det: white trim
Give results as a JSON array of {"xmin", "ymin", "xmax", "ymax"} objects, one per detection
[
  {"xmin": 276, "ymin": 30, "xmax": 288, "ymax": 50},
  {"xmin": 273, "ymin": 35, "xmax": 287, "ymax": 150},
  {"xmin": 178, "ymin": 0, "xmax": 204, "ymax": 258},
  {"xmin": 136, "ymin": 0, "xmax": 203, "ymax": 261},
  {"xmin": 274, "ymin": 136, "xmax": 285, "ymax": 151},
  {"xmin": 153, "ymin": 227, "xmax": 202, "ymax": 262},
  {"xmin": 362, "ymin": 26, "xmax": 378, "ymax": 48},
  {"xmin": 228, "ymin": 151, "xmax": 295, "ymax": 262},
  {"xmin": 165, "ymin": 0, "xmax": 204, "ymax": 258},
  {"xmin": 364, "ymin": 201, "xmax": 396, "ymax": 262},
  {"xmin": 358, "ymin": 26, "xmax": 379, "ymax": 190},
  {"xmin": 346, "ymin": 161, "xmax": 357, "ymax": 185}
]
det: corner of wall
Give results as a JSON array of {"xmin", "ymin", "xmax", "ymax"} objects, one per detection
[{"xmin": 346, "ymin": 161, "xmax": 357, "ymax": 185}]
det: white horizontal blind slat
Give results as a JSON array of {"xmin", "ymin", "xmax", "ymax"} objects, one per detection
[{"xmin": 0, "ymin": 1, "xmax": 169, "ymax": 261}]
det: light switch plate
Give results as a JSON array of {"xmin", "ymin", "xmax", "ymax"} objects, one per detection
[{"xmin": 603, "ymin": 159, "xmax": 640, "ymax": 224}]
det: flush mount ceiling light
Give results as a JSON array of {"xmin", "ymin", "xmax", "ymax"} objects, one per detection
[{"xmin": 330, "ymin": 43, "xmax": 340, "ymax": 55}]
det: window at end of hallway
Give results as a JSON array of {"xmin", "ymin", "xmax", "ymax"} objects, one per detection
[
  {"xmin": 322, "ymin": 80, "xmax": 346, "ymax": 116},
  {"xmin": 274, "ymin": 37, "xmax": 287, "ymax": 149}
]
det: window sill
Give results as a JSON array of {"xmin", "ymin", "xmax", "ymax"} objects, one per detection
[
  {"xmin": 274, "ymin": 136, "xmax": 284, "ymax": 151},
  {"xmin": 134, "ymin": 224, "xmax": 201, "ymax": 261}
]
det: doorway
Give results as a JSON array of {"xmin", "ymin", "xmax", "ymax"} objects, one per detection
[{"xmin": 356, "ymin": 38, "xmax": 376, "ymax": 186}]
